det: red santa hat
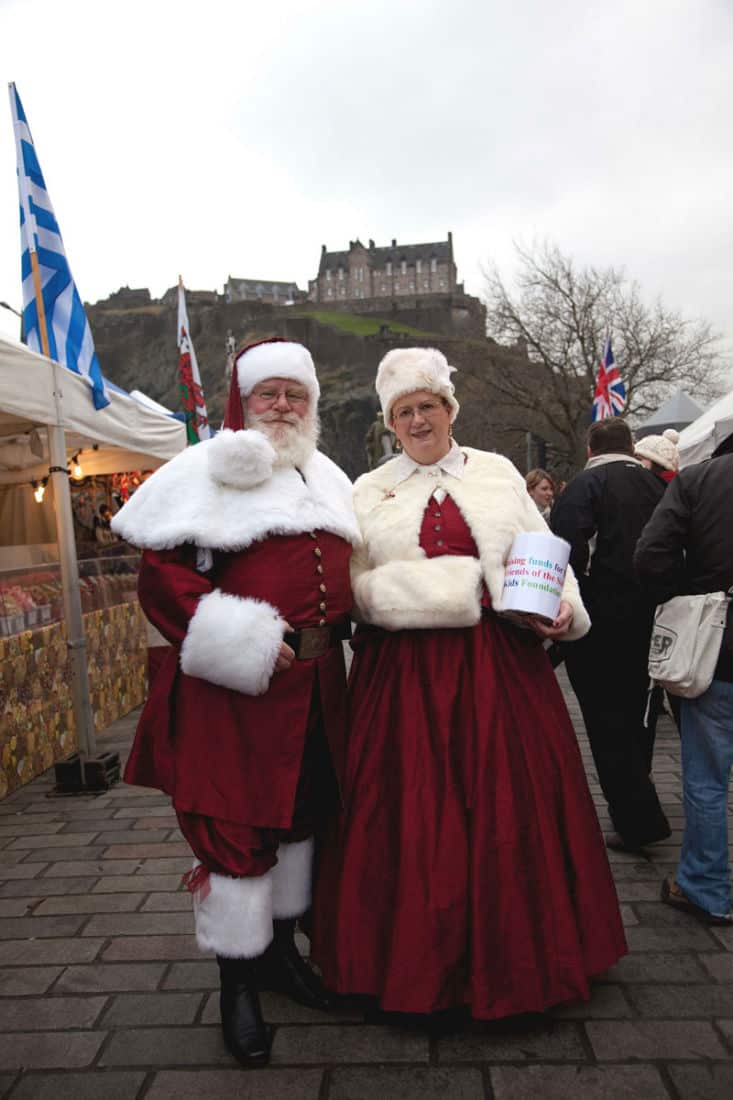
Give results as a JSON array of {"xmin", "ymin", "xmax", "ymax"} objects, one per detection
[
  {"xmin": 224, "ymin": 338, "xmax": 320, "ymax": 430},
  {"xmin": 375, "ymin": 347, "xmax": 460, "ymax": 426}
]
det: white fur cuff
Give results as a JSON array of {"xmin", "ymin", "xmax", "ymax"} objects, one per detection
[
  {"xmin": 207, "ymin": 429, "xmax": 276, "ymax": 489},
  {"xmin": 193, "ymin": 865, "xmax": 274, "ymax": 958},
  {"xmin": 272, "ymin": 838, "xmax": 314, "ymax": 919},
  {"xmin": 355, "ymin": 555, "xmax": 483, "ymax": 631},
  {"xmin": 180, "ymin": 589, "xmax": 286, "ymax": 695}
]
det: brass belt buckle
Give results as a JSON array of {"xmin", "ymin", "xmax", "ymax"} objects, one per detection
[{"xmin": 297, "ymin": 626, "xmax": 330, "ymax": 660}]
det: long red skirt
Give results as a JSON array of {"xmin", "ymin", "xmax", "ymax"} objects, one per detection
[{"xmin": 312, "ymin": 614, "xmax": 627, "ymax": 1019}]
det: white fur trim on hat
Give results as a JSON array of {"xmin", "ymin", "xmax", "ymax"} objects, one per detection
[
  {"xmin": 235, "ymin": 342, "xmax": 320, "ymax": 403},
  {"xmin": 375, "ymin": 347, "xmax": 460, "ymax": 426},
  {"xmin": 635, "ymin": 428, "xmax": 680, "ymax": 472}
]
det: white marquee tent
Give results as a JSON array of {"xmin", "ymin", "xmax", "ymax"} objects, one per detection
[
  {"xmin": 678, "ymin": 388, "xmax": 733, "ymax": 469},
  {"xmin": 0, "ymin": 333, "xmax": 186, "ymax": 764}
]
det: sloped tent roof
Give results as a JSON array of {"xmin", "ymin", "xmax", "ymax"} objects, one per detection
[
  {"xmin": 678, "ymin": 387, "xmax": 733, "ymax": 469},
  {"xmin": 0, "ymin": 334, "xmax": 185, "ymax": 485},
  {"xmin": 635, "ymin": 390, "xmax": 704, "ymax": 440}
]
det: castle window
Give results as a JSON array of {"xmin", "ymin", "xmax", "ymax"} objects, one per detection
[
  {"xmin": 431, "ymin": 258, "xmax": 437, "ymax": 273},
  {"xmin": 327, "ymin": 287, "xmax": 333, "ymax": 298},
  {"xmin": 338, "ymin": 268, "xmax": 344, "ymax": 281},
  {"xmin": 401, "ymin": 261, "xmax": 407, "ymax": 274},
  {"xmin": 439, "ymin": 279, "xmax": 446, "ymax": 289},
  {"xmin": 386, "ymin": 261, "xmax": 392, "ymax": 275},
  {"xmin": 416, "ymin": 259, "xmax": 422, "ymax": 273},
  {"xmin": 409, "ymin": 282, "xmax": 415, "ymax": 292},
  {"xmin": 381, "ymin": 284, "xmax": 387, "ymax": 293},
  {"xmin": 423, "ymin": 281, "xmax": 429, "ymax": 289},
  {"xmin": 326, "ymin": 269, "xmax": 331, "ymax": 280}
]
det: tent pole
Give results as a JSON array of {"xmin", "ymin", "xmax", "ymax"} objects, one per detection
[{"xmin": 47, "ymin": 371, "xmax": 97, "ymax": 762}]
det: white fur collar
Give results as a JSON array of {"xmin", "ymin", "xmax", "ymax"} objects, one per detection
[{"xmin": 112, "ymin": 429, "xmax": 361, "ymax": 551}]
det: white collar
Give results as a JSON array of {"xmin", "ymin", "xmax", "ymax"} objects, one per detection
[{"xmin": 390, "ymin": 439, "xmax": 466, "ymax": 486}]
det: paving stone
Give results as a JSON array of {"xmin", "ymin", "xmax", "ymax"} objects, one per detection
[
  {"xmin": 586, "ymin": 1020, "xmax": 727, "ymax": 1060},
  {"xmin": 145, "ymin": 1068, "xmax": 323, "ymax": 1100},
  {"xmin": 114, "ymin": 806, "xmax": 175, "ymax": 819},
  {"xmin": 0, "ymin": 967, "xmax": 62, "ymax": 995},
  {"xmin": 136, "ymin": 858, "xmax": 191, "ymax": 875},
  {"xmin": 271, "ymin": 1024, "xmax": 429, "ymax": 1065},
  {"xmin": 437, "ymin": 1021, "xmax": 585, "ymax": 1062},
  {"xmin": 162, "ymin": 960, "xmax": 218, "ymax": 990},
  {"xmin": 613, "ymin": 881, "xmax": 670, "ymax": 902},
  {"xmin": 0, "ymin": 877, "xmax": 97, "ymax": 898},
  {"xmin": 600, "ymin": 952, "xmax": 708, "ymax": 983},
  {"xmin": 619, "ymin": 905, "xmax": 638, "ymax": 926},
  {"xmin": 0, "ymin": 1074, "xmax": 14, "ymax": 1098},
  {"xmin": 0, "ymin": 851, "xmax": 37, "ymax": 867},
  {"xmin": 101, "ymin": 991, "xmax": 202, "ymax": 1026},
  {"xmin": 330, "ymin": 1066, "xmax": 483, "ymax": 1100},
  {"xmin": 34, "ymin": 893, "xmax": 143, "ymax": 915},
  {"xmin": 200, "ymin": 989, "xmax": 363, "ymax": 1025},
  {"xmin": 8, "ymin": 1070, "xmax": 145, "ymax": 1100},
  {"xmin": 0, "ymin": 1031, "xmax": 104, "ymax": 1069},
  {"xmin": 133, "ymin": 817, "xmax": 178, "ymax": 830},
  {"xmin": 552, "ymin": 984, "xmax": 632, "ymax": 1018},
  {"xmin": 103, "ymin": 843, "xmax": 190, "ymax": 860},
  {"xmin": 627, "ymin": 983, "xmax": 733, "ymax": 1017},
  {"xmin": 7, "ymin": 832, "xmax": 99, "ymax": 850},
  {"xmin": 0, "ymin": 865, "xmax": 44, "ymax": 880},
  {"xmin": 42, "ymin": 860, "xmax": 140, "ymax": 878},
  {"xmin": 60, "ymin": 819, "xmax": 133, "ymax": 834},
  {"xmin": 0, "ymin": 914, "xmax": 87, "ymax": 939},
  {"xmin": 0, "ymin": 938, "xmax": 104, "ymax": 966},
  {"xmin": 0, "ymin": 822, "xmax": 64, "ymax": 838},
  {"xmin": 710, "ymin": 925, "xmax": 733, "ymax": 951},
  {"xmin": 92, "ymin": 874, "xmax": 182, "ymax": 894},
  {"xmin": 55, "ymin": 962, "xmax": 166, "ymax": 993},
  {"xmin": 490, "ymin": 1065, "xmax": 669, "ymax": 1099},
  {"xmin": 0, "ymin": 899, "xmax": 34, "ymax": 917},
  {"xmin": 94, "ymin": 830, "xmax": 171, "ymax": 846},
  {"xmin": 103, "ymin": 935, "xmax": 202, "ymax": 962},
  {"xmin": 83, "ymin": 912, "xmax": 193, "ymax": 937},
  {"xmin": 699, "ymin": 954, "xmax": 733, "ymax": 982},
  {"xmin": 667, "ymin": 1063, "xmax": 733, "ymax": 1099},
  {"xmin": 99, "ymin": 1026, "xmax": 230, "ymax": 1066},
  {"xmin": 625, "ymin": 926, "xmax": 720, "ymax": 951},
  {"xmin": 22, "ymin": 846, "xmax": 109, "ymax": 864},
  {"xmin": 0, "ymin": 994, "xmax": 107, "ymax": 1030},
  {"xmin": 140, "ymin": 892, "xmax": 191, "ymax": 912}
]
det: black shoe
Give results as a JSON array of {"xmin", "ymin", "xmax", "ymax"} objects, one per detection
[
  {"xmin": 257, "ymin": 918, "xmax": 334, "ymax": 1011},
  {"xmin": 217, "ymin": 955, "xmax": 271, "ymax": 1068}
]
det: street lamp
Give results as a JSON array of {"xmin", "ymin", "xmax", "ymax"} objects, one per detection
[{"xmin": 0, "ymin": 301, "xmax": 23, "ymax": 340}]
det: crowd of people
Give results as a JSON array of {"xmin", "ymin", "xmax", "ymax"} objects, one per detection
[{"xmin": 111, "ymin": 341, "xmax": 732, "ymax": 1068}]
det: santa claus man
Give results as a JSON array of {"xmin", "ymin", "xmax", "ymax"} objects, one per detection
[{"xmin": 112, "ymin": 338, "xmax": 359, "ymax": 1067}]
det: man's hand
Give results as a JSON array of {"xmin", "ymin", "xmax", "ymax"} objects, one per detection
[
  {"xmin": 274, "ymin": 623, "xmax": 295, "ymax": 673},
  {"xmin": 525, "ymin": 600, "xmax": 574, "ymax": 639}
]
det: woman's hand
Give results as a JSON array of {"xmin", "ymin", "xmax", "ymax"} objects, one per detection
[
  {"xmin": 525, "ymin": 600, "xmax": 574, "ymax": 639},
  {"xmin": 274, "ymin": 623, "xmax": 295, "ymax": 672}
]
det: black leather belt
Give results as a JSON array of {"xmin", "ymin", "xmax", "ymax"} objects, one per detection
[{"xmin": 284, "ymin": 620, "xmax": 352, "ymax": 660}]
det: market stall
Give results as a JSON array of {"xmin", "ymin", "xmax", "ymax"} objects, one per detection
[{"xmin": 0, "ymin": 334, "xmax": 186, "ymax": 797}]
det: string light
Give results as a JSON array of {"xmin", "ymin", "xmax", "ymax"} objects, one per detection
[
  {"xmin": 31, "ymin": 477, "xmax": 48, "ymax": 503},
  {"xmin": 71, "ymin": 453, "xmax": 83, "ymax": 479}
]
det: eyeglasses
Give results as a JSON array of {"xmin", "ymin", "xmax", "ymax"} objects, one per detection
[
  {"xmin": 250, "ymin": 387, "xmax": 309, "ymax": 406},
  {"xmin": 393, "ymin": 400, "xmax": 443, "ymax": 422}
]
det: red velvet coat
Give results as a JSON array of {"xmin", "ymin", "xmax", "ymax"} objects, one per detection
[{"xmin": 127, "ymin": 532, "xmax": 353, "ymax": 828}]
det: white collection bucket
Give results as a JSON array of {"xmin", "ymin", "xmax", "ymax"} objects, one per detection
[{"xmin": 500, "ymin": 532, "xmax": 571, "ymax": 622}]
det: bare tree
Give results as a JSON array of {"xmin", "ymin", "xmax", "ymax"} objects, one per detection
[{"xmin": 483, "ymin": 241, "xmax": 727, "ymax": 468}]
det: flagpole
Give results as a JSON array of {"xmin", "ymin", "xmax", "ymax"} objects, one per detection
[{"xmin": 31, "ymin": 247, "xmax": 97, "ymax": 764}]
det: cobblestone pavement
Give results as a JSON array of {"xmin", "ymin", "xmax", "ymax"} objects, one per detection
[{"xmin": 0, "ymin": 672, "xmax": 732, "ymax": 1098}]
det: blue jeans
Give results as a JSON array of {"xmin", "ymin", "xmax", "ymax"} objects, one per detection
[{"xmin": 677, "ymin": 679, "xmax": 733, "ymax": 916}]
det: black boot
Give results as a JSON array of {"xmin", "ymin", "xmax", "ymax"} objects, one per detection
[
  {"xmin": 217, "ymin": 955, "xmax": 270, "ymax": 1068},
  {"xmin": 257, "ymin": 918, "xmax": 334, "ymax": 1011}
]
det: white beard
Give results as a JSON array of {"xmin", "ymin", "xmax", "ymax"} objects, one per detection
[{"xmin": 245, "ymin": 409, "xmax": 320, "ymax": 469}]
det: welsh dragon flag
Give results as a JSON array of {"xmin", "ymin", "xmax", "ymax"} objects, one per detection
[{"xmin": 177, "ymin": 277, "xmax": 211, "ymax": 443}]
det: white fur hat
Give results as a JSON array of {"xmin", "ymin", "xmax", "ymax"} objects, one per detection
[
  {"xmin": 375, "ymin": 347, "xmax": 460, "ymax": 425},
  {"xmin": 635, "ymin": 428, "xmax": 680, "ymax": 472},
  {"xmin": 234, "ymin": 339, "xmax": 320, "ymax": 402}
]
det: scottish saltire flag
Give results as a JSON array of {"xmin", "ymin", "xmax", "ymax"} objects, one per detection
[
  {"xmin": 177, "ymin": 279, "xmax": 211, "ymax": 444},
  {"xmin": 592, "ymin": 338, "xmax": 626, "ymax": 421},
  {"xmin": 8, "ymin": 84, "xmax": 109, "ymax": 410}
]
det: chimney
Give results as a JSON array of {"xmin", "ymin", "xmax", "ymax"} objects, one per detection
[
  {"xmin": 321, "ymin": 244, "xmax": 326, "ymax": 253},
  {"xmin": 391, "ymin": 238, "xmax": 397, "ymax": 247},
  {"xmin": 369, "ymin": 239, "xmax": 375, "ymax": 249}
]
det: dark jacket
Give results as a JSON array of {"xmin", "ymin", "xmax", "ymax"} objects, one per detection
[
  {"xmin": 634, "ymin": 453, "xmax": 733, "ymax": 681},
  {"xmin": 551, "ymin": 454, "xmax": 665, "ymax": 622}
]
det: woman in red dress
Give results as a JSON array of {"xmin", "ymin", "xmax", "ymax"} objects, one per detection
[{"xmin": 312, "ymin": 347, "xmax": 627, "ymax": 1020}]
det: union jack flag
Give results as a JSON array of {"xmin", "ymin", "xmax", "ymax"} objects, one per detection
[{"xmin": 592, "ymin": 338, "xmax": 626, "ymax": 420}]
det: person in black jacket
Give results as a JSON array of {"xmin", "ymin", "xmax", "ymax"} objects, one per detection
[
  {"xmin": 551, "ymin": 418, "xmax": 670, "ymax": 852},
  {"xmin": 635, "ymin": 434, "xmax": 733, "ymax": 924}
]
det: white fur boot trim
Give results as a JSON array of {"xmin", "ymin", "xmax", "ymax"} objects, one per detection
[
  {"xmin": 271, "ymin": 838, "xmax": 314, "ymax": 919},
  {"xmin": 192, "ymin": 861, "xmax": 274, "ymax": 959}
]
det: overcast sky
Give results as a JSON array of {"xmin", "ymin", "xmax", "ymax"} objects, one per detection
[{"xmin": 1, "ymin": 0, "xmax": 731, "ymax": 362}]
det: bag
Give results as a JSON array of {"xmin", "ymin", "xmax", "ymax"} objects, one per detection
[{"xmin": 648, "ymin": 590, "xmax": 732, "ymax": 699}]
